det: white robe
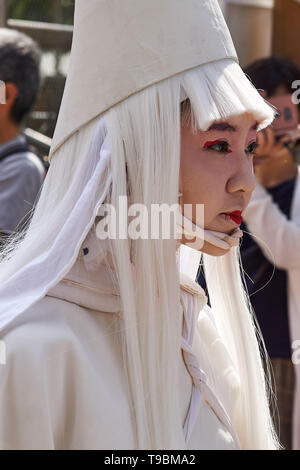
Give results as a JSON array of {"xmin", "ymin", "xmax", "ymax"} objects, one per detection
[
  {"xmin": 243, "ymin": 166, "xmax": 300, "ymax": 450},
  {"xmin": 0, "ymin": 227, "xmax": 241, "ymax": 450}
]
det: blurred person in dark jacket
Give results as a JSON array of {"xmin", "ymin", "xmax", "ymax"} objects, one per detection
[
  {"xmin": 241, "ymin": 56, "xmax": 300, "ymax": 451},
  {"xmin": 0, "ymin": 28, "xmax": 45, "ymax": 240}
]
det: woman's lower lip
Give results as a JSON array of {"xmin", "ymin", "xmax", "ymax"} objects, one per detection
[{"xmin": 219, "ymin": 213, "xmax": 242, "ymax": 226}]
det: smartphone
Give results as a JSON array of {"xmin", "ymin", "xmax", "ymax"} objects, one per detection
[{"xmin": 265, "ymin": 94, "xmax": 299, "ymax": 136}]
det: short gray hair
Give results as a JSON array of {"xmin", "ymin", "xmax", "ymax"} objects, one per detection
[{"xmin": 0, "ymin": 28, "xmax": 42, "ymax": 124}]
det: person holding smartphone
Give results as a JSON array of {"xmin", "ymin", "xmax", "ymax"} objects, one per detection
[{"xmin": 240, "ymin": 56, "xmax": 300, "ymax": 450}]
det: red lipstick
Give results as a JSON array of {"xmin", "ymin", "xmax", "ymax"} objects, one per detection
[{"xmin": 228, "ymin": 211, "xmax": 242, "ymax": 225}]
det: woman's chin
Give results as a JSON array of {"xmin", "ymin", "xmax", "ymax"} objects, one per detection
[{"xmin": 207, "ymin": 215, "xmax": 241, "ymax": 236}]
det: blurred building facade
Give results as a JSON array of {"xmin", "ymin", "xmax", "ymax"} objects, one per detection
[
  {"xmin": 0, "ymin": 0, "xmax": 300, "ymax": 146},
  {"xmin": 273, "ymin": 0, "xmax": 300, "ymax": 71},
  {"xmin": 219, "ymin": 0, "xmax": 274, "ymax": 67},
  {"xmin": 219, "ymin": 0, "xmax": 300, "ymax": 70}
]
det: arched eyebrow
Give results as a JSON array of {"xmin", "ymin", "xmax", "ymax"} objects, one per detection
[{"xmin": 207, "ymin": 121, "xmax": 258, "ymax": 132}]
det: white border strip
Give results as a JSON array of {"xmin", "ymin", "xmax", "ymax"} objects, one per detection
[{"xmin": 226, "ymin": 0, "xmax": 274, "ymax": 8}]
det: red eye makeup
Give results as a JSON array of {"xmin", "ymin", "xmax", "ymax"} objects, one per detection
[
  {"xmin": 203, "ymin": 140, "xmax": 232, "ymax": 153},
  {"xmin": 203, "ymin": 139, "xmax": 223, "ymax": 148}
]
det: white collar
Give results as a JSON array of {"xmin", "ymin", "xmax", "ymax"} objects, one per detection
[{"xmin": 46, "ymin": 224, "xmax": 207, "ymax": 314}]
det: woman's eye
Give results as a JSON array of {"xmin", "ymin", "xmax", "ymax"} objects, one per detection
[
  {"xmin": 246, "ymin": 141, "xmax": 259, "ymax": 155},
  {"xmin": 203, "ymin": 140, "xmax": 232, "ymax": 153}
]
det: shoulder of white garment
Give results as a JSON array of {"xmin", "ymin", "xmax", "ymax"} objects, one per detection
[
  {"xmin": 0, "ymin": 296, "xmax": 76, "ymax": 449},
  {"xmin": 0, "ymin": 294, "xmax": 136, "ymax": 449}
]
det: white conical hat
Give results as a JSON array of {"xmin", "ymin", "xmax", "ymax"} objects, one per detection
[{"xmin": 50, "ymin": 0, "xmax": 238, "ymax": 158}]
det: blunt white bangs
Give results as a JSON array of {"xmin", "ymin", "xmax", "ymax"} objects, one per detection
[{"xmin": 180, "ymin": 58, "xmax": 276, "ymax": 133}]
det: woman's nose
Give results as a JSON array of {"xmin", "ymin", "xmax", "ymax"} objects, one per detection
[{"xmin": 226, "ymin": 153, "xmax": 256, "ymax": 195}]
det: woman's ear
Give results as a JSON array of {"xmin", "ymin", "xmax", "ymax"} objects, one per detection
[{"xmin": 2, "ymin": 82, "xmax": 18, "ymax": 109}]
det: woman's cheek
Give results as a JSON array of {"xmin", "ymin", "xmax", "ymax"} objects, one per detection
[
  {"xmin": 204, "ymin": 202, "xmax": 219, "ymax": 226},
  {"xmin": 244, "ymin": 191, "xmax": 253, "ymax": 209}
]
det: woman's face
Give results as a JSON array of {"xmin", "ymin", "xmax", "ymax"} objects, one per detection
[{"xmin": 180, "ymin": 112, "xmax": 258, "ymax": 256}]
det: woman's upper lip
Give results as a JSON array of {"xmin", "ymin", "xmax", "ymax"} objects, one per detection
[{"xmin": 222, "ymin": 210, "xmax": 243, "ymax": 216}]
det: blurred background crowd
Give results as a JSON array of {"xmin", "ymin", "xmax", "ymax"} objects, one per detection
[{"xmin": 0, "ymin": 0, "xmax": 300, "ymax": 450}]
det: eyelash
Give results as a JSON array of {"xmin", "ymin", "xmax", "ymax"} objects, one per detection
[
  {"xmin": 203, "ymin": 140, "xmax": 258, "ymax": 155},
  {"xmin": 246, "ymin": 141, "xmax": 259, "ymax": 155}
]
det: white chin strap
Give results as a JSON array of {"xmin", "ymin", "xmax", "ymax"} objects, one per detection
[{"xmin": 177, "ymin": 213, "xmax": 243, "ymax": 251}]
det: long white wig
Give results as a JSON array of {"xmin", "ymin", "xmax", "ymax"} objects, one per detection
[{"xmin": 0, "ymin": 58, "xmax": 280, "ymax": 449}]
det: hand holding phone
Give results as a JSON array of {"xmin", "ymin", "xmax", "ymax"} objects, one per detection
[
  {"xmin": 268, "ymin": 94, "xmax": 299, "ymax": 136},
  {"xmin": 255, "ymin": 91, "xmax": 300, "ymax": 164},
  {"xmin": 253, "ymin": 127, "xmax": 291, "ymax": 166}
]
